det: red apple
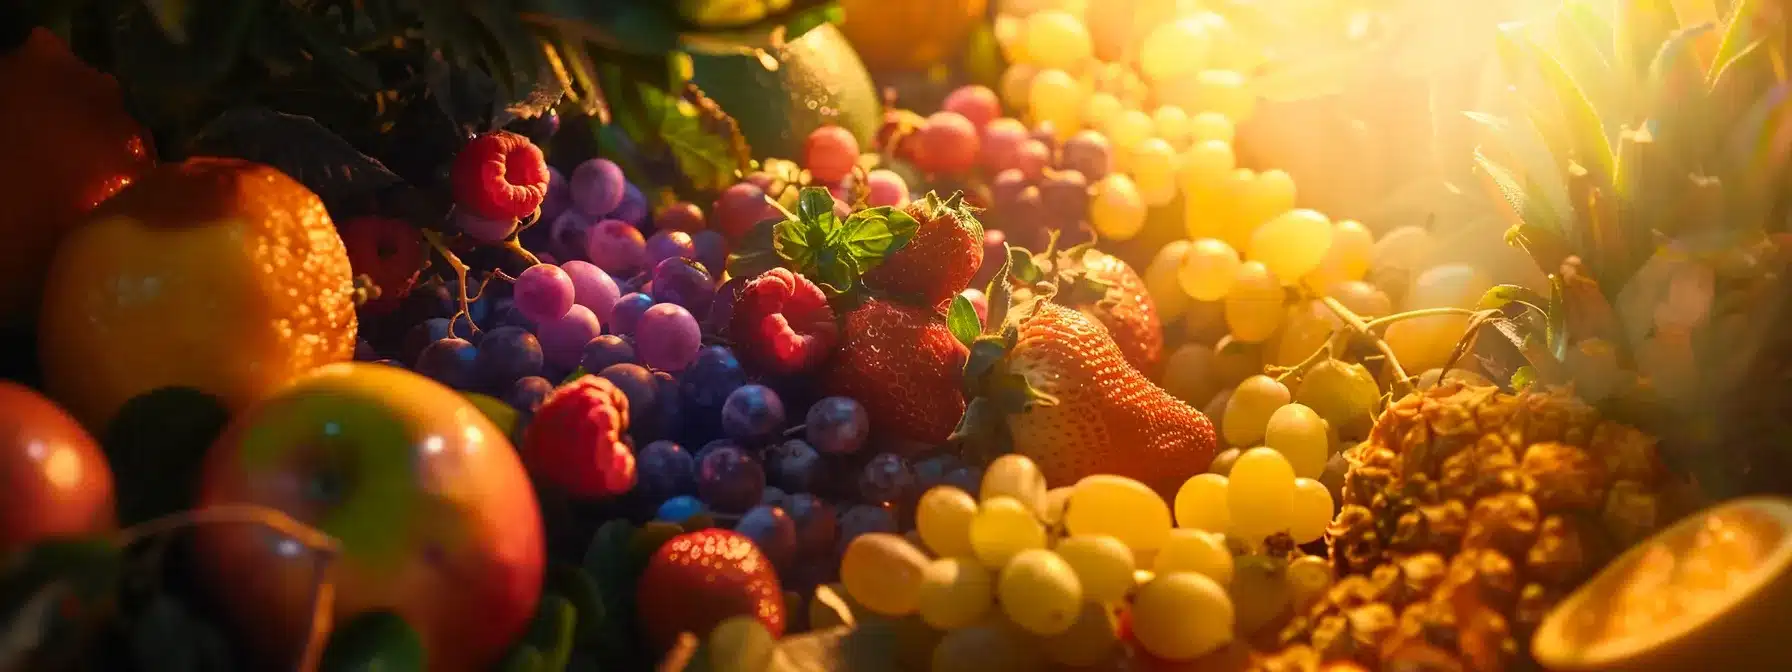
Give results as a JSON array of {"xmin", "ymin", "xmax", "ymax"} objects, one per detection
[
  {"xmin": 0, "ymin": 381, "xmax": 114, "ymax": 555},
  {"xmin": 193, "ymin": 362, "xmax": 543, "ymax": 671}
]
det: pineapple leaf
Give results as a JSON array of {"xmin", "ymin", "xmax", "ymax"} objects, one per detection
[
  {"xmin": 1479, "ymin": 284, "xmax": 1549, "ymax": 313},
  {"xmin": 1711, "ymin": 0, "xmax": 1764, "ymax": 76},
  {"xmin": 1614, "ymin": 0, "xmax": 1680, "ymax": 82},
  {"xmin": 1534, "ymin": 35, "xmax": 1618, "ymax": 184},
  {"xmin": 1550, "ymin": 3, "xmax": 1619, "ymax": 121},
  {"xmin": 1723, "ymin": 82, "xmax": 1792, "ymax": 184},
  {"xmin": 1547, "ymin": 274, "xmax": 1570, "ymax": 362},
  {"xmin": 1474, "ymin": 149, "xmax": 1566, "ymax": 239},
  {"xmin": 1706, "ymin": 38, "xmax": 1773, "ymax": 139},
  {"xmin": 1643, "ymin": 23, "xmax": 1717, "ymax": 142}
]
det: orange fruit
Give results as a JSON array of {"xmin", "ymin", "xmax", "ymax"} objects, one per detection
[
  {"xmin": 39, "ymin": 158, "xmax": 358, "ymax": 430},
  {"xmin": 0, "ymin": 28, "xmax": 156, "ymax": 325}
]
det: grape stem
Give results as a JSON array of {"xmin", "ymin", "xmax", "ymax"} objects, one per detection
[
  {"xmin": 1316, "ymin": 295, "xmax": 1416, "ymax": 397},
  {"xmin": 1361, "ymin": 307, "xmax": 1478, "ymax": 330}
]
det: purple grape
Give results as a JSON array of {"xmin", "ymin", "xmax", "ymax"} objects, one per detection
[
  {"xmin": 706, "ymin": 275, "xmax": 746, "ymax": 332},
  {"xmin": 608, "ymin": 292, "xmax": 654, "ymax": 336},
  {"xmin": 586, "ymin": 219, "xmax": 647, "ymax": 277},
  {"xmin": 598, "ymin": 363, "xmax": 659, "ymax": 429},
  {"xmin": 636, "ymin": 440, "xmax": 697, "ymax": 502},
  {"xmin": 541, "ymin": 166, "xmax": 572, "ymax": 224},
  {"xmin": 1029, "ymin": 122, "xmax": 1059, "ymax": 154},
  {"xmin": 766, "ymin": 439, "xmax": 822, "ymax": 493},
  {"xmin": 513, "ymin": 263, "xmax": 576, "ymax": 324},
  {"xmin": 1040, "ymin": 169, "xmax": 1090, "ymax": 225},
  {"xmin": 695, "ymin": 438, "xmax": 739, "ymax": 463},
  {"xmin": 456, "ymin": 207, "xmax": 516, "ymax": 243},
  {"xmin": 711, "ymin": 182, "xmax": 778, "ymax": 241},
  {"xmin": 761, "ymin": 487, "xmax": 789, "ymax": 509},
  {"xmin": 607, "ymin": 181, "xmax": 648, "ymax": 227},
  {"xmin": 836, "ymin": 504, "xmax": 896, "ymax": 555},
  {"xmin": 549, "ymin": 210, "xmax": 598, "ymax": 262},
  {"xmin": 401, "ymin": 318, "xmax": 455, "ymax": 364},
  {"xmin": 580, "ymin": 335, "xmax": 636, "ymax": 373},
  {"xmin": 786, "ymin": 493, "xmax": 838, "ymax": 559},
  {"xmin": 690, "ymin": 230, "xmax": 728, "ymax": 277},
  {"xmin": 505, "ymin": 376, "xmax": 555, "ymax": 415},
  {"xmin": 634, "ymin": 303, "xmax": 701, "ymax": 372},
  {"xmin": 1061, "ymin": 131, "xmax": 1113, "ymax": 181},
  {"xmin": 1005, "ymin": 186, "xmax": 1049, "ymax": 250},
  {"xmin": 864, "ymin": 169, "xmax": 910, "ymax": 208},
  {"xmin": 415, "ymin": 337, "xmax": 478, "ymax": 389},
  {"xmin": 696, "ymin": 444, "xmax": 765, "ymax": 513},
  {"xmin": 560, "ymin": 260, "xmax": 620, "ymax": 324},
  {"xmin": 805, "ymin": 396, "xmax": 869, "ymax": 455},
  {"xmin": 656, "ymin": 495, "xmax": 707, "ymax": 523},
  {"xmin": 649, "ymin": 258, "xmax": 715, "ymax": 318},
  {"xmin": 645, "ymin": 230, "xmax": 697, "ymax": 268},
  {"xmin": 859, "ymin": 453, "xmax": 916, "ymax": 504},
  {"xmin": 971, "ymin": 229, "xmax": 1008, "ymax": 288},
  {"xmin": 656, "ymin": 202, "xmax": 706, "ymax": 232},
  {"xmin": 537, "ymin": 304, "xmax": 601, "ymax": 369},
  {"xmin": 734, "ymin": 505, "xmax": 798, "ymax": 570},
  {"xmin": 571, "ymin": 158, "xmax": 626, "ymax": 217},
  {"xmin": 722, "ymin": 384, "xmax": 786, "ymax": 443},
  {"xmin": 473, "ymin": 326, "xmax": 544, "ymax": 391},
  {"xmin": 990, "ymin": 169, "xmax": 1029, "ymax": 212},
  {"xmin": 679, "ymin": 345, "xmax": 745, "ymax": 415}
]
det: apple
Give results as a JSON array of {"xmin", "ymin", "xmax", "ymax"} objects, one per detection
[
  {"xmin": 193, "ymin": 362, "xmax": 544, "ymax": 671},
  {"xmin": 0, "ymin": 381, "xmax": 115, "ymax": 555}
]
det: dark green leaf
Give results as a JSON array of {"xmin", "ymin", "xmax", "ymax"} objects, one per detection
[
  {"xmin": 726, "ymin": 218, "xmax": 785, "ymax": 280},
  {"xmin": 495, "ymin": 645, "xmax": 544, "ymax": 672},
  {"xmin": 186, "ymin": 107, "xmax": 403, "ymax": 208},
  {"xmin": 1059, "ymin": 274, "xmax": 1112, "ymax": 307},
  {"xmin": 675, "ymin": 2, "xmax": 845, "ymax": 55},
  {"xmin": 1008, "ymin": 247, "xmax": 1043, "ymax": 285},
  {"xmin": 1547, "ymin": 275, "xmax": 1569, "ymax": 361},
  {"xmin": 1478, "ymin": 284, "xmax": 1549, "ymax": 312},
  {"xmin": 839, "ymin": 207, "xmax": 921, "ymax": 269},
  {"xmin": 813, "ymin": 251, "xmax": 858, "ymax": 294},
  {"xmin": 524, "ymin": 596, "xmax": 577, "ymax": 671},
  {"xmin": 798, "ymin": 187, "xmax": 837, "ymax": 225},
  {"xmin": 773, "ymin": 220, "xmax": 815, "ymax": 271},
  {"xmin": 636, "ymin": 83, "xmax": 748, "ymax": 192},
  {"xmin": 984, "ymin": 243, "xmax": 1014, "ymax": 333},
  {"xmin": 516, "ymin": 0, "xmax": 681, "ymax": 55},
  {"xmin": 546, "ymin": 564, "xmax": 606, "ymax": 647},
  {"xmin": 947, "ymin": 296, "xmax": 981, "ymax": 348},
  {"xmin": 1527, "ymin": 32, "xmax": 1616, "ymax": 184},
  {"xmin": 561, "ymin": 367, "xmax": 589, "ymax": 386},
  {"xmin": 320, "ymin": 611, "xmax": 424, "ymax": 672}
]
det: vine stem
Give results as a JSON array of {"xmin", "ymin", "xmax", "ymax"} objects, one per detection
[
  {"xmin": 1316, "ymin": 296, "xmax": 1417, "ymax": 398},
  {"xmin": 1361, "ymin": 307, "xmax": 1479, "ymax": 330}
]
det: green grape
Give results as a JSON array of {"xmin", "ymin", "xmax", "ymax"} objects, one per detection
[
  {"xmin": 1187, "ymin": 111, "xmax": 1235, "ymax": 144},
  {"xmin": 1227, "ymin": 557, "xmax": 1292, "ymax": 638},
  {"xmin": 705, "ymin": 616, "xmax": 777, "ymax": 672},
  {"xmin": 1144, "ymin": 240, "xmax": 1193, "ymax": 321},
  {"xmin": 1083, "ymin": 92, "xmax": 1123, "ymax": 129},
  {"xmin": 1029, "ymin": 69, "xmax": 1085, "ymax": 133},
  {"xmin": 917, "ymin": 485, "xmax": 980, "ymax": 558},
  {"xmin": 840, "ymin": 533, "xmax": 930, "ymax": 616},
  {"xmin": 1139, "ymin": 18, "xmax": 1211, "ymax": 83},
  {"xmin": 916, "ymin": 557, "xmax": 995, "ymax": 629},
  {"xmin": 1250, "ymin": 209, "xmax": 1332, "ymax": 283},
  {"xmin": 1369, "ymin": 225, "xmax": 1436, "ymax": 273},
  {"xmin": 1090, "ymin": 173, "xmax": 1147, "ymax": 241},
  {"xmin": 1178, "ymin": 140, "xmax": 1236, "ymax": 203},
  {"xmin": 1023, "ymin": 10, "xmax": 1093, "ymax": 71},
  {"xmin": 1263, "ymin": 403, "xmax": 1329, "ymax": 479},
  {"xmin": 1053, "ymin": 535, "xmax": 1136, "ymax": 604},
  {"xmin": 1222, "ymin": 261, "xmax": 1284, "ymax": 343},
  {"xmin": 1267, "ymin": 300, "xmax": 1331, "ymax": 367},
  {"xmin": 1226, "ymin": 447, "xmax": 1297, "ymax": 544},
  {"xmin": 1130, "ymin": 137, "xmax": 1180, "ymax": 207},
  {"xmin": 1178, "ymin": 237, "xmax": 1241, "ymax": 302},
  {"xmin": 1328, "ymin": 279, "xmax": 1393, "ymax": 318},
  {"xmin": 1294, "ymin": 358, "xmax": 1380, "ymax": 441},
  {"xmin": 1042, "ymin": 486, "xmax": 1075, "ymax": 526},
  {"xmin": 1153, "ymin": 528, "xmax": 1234, "ymax": 585},
  {"xmin": 1289, "ymin": 478, "xmax": 1335, "ymax": 544},
  {"xmin": 1041, "ymin": 600, "xmax": 1121, "ymax": 667},
  {"xmin": 1304, "ymin": 219, "xmax": 1375, "ymax": 290},
  {"xmin": 998, "ymin": 549, "xmax": 1084, "ymax": 635},
  {"xmin": 1221, "ymin": 374, "xmax": 1289, "ymax": 447},
  {"xmin": 969, "ymin": 496, "xmax": 1047, "ymax": 567},
  {"xmin": 1173, "ymin": 473, "xmax": 1231, "ymax": 533},
  {"xmin": 1161, "ymin": 343, "xmax": 1218, "ymax": 406},
  {"xmin": 981, "ymin": 454, "xmax": 1048, "ymax": 515},
  {"xmin": 1064, "ymin": 474, "xmax": 1173, "ymax": 553},
  {"xmin": 1152, "ymin": 105, "xmax": 1191, "ymax": 149},
  {"xmin": 1285, "ymin": 554, "xmax": 1334, "ymax": 608},
  {"xmin": 1129, "ymin": 573, "xmax": 1234, "ymax": 661}
]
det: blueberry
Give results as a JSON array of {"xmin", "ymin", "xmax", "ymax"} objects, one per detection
[
  {"xmin": 679, "ymin": 345, "xmax": 746, "ymax": 415},
  {"xmin": 354, "ymin": 339, "xmax": 378, "ymax": 361},
  {"xmin": 414, "ymin": 337, "xmax": 477, "ymax": 389},
  {"xmin": 580, "ymin": 335, "xmax": 636, "ymax": 373},
  {"xmin": 649, "ymin": 257, "xmax": 715, "ymax": 319},
  {"xmin": 656, "ymin": 495, "xmax": 707, "ymax": 523},
  {"xmin": 635, "ymin": 440, "xmax": 696, "ymax": 502},
  {"xmin": 836, "ymin": 504, "xmax": 896, "ymax": 555},
  {"xmin": 721, "ymin": 384, "xmax": 786, "ymax": 444},
  {"xmin": 734, "ymin": 505, "xmax": 797, "ymax": 570},
  {"xmin": 504, "ymin": 376, "xmax": 555, "ymax": 415},
  {"xmin": 696, "ymin": 444, "xmax": 765, "ymax": 513},
  {"xmin": 785, "ymin": 493, "xmax": 838, "ymax": 559},
  {"xmin": 597, "ymin": 363, "xmax": 657, "ymax": 429},
  {"xmin": 761, "ymin": 486, "xmax": 789, "ymax": 509},
  {"xmin": 695, "ymin": 439, "xmax": 741, "ymax": 464},
  {"xmin": 806, "ymin": 396, "xmax": 869, "ymax": 455},
  {"xmin": 765, "ymin": 439, "xmax": 823, "ymax": 494},
  {"xmin": 609, "ymin": 292, "xmax": 654, "ymax": 335},
  {"xmin": 858, "ymin": 453, "xmax": 916, "ymax": 504},
  {"xmin": 473, "ymin": 326, "xmax": 544, "ymax": 392},
  {"xmin": 401, "ymin": 317, "xmax": 455, "ymax": 364}
]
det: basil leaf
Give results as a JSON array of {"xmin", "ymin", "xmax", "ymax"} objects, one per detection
[
  {"xmin": 814, "ymin": 251, "xmax": 857, "ymax": 294},
  {"xmin": 947, "ymin": 295, "xmax": 981, "ymax": 348},
  {"xmin": 772, "ymin": 220, "xmax": 815, "ymax": 272},
  {"xmin": 797, "ymin": 187, "xmax": 836, "ymax": 225},
  {"xmin": 840, "ymin": 207, "xmax": 921, "ymax": 268}
]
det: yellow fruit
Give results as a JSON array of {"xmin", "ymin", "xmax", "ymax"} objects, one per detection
[
  {"xmin": 1138, "ymin": 18, "xmax": 1210, "ymax": 84},
  {"xmin": 1022, "ymin": 10, "xmax": 1094, "ymax": 71},
  {"xmin": 1160, "ymin": 70, "xmax": 1255, "ymax": 123}
]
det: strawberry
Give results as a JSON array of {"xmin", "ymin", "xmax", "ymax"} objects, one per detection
[
  {"xmin": 1011, "ymin": 241, "xmax": 1165, "ymax": 377},
  {"xmin": 957, "ymin": 250, "xmax": 1216, "ymax": 496},
  {"xmin": 862, "ymin": 192, "xmax": 985, "ymax": 308},
  {"xmin": 729, "ymin": 267, "xmax": 839, "ymax": 375},
  {"xmin": 634, "ymin": 528, "xmax": 785, "ymax": 652},
  {"xmin": 823, "ymin": 299, "xmax": 969, "ymax": 447}
]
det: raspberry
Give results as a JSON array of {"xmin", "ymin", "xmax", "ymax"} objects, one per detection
[
  {"xmin": 729, "ymin": 268, "xmax": 839, "ymax": 375},
  {"xmin": 519, "ymin": 375, "xmax": 636, "ymax": 497},
  {"xmin": 450, "ymin": 131, "xmax": 549, "ymax": 221},
  {"xmin": 338, "ymin": 215, "xmax": 424, "ymax": 316}
]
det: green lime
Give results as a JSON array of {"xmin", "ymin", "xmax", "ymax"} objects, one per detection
[{"xmin": 690, "ymin": 24, "xmax": 881, "ymax": 161}]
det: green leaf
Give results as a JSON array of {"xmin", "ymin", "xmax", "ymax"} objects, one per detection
[
  {"xmin": 798, "ymin": 187, "xmax": 838, "ymax": 228},
  {"xmin": 517, "ymin": 0, "xmax": 682, "ymax": 55},
  {"xmin": 495, "ymin": 645, "xmax": 544, "ymax": 672},
  {"xmin": 1474, "ymin": 150, "xmax": 1563, "ymax": 236},
  {"xmin": 772, "ymin": 219, "xmax": 815, "ymax": 271},
  {"xmin": 838, "ymin": 207, "xmax": 922, "ymax": 269},
  {"xmin": 185, "ymin": 108, "xmax": 403, "ymax": 209},
  {"xmin": 812, "ymin": 250, "xmax": 859, "ymax": 294},
  {"xmin": 983, "ymin": 243, "xmax": 1014, "ymax": 334},
  {"xmin": 948, "ymin": 296, "xmax": 981, "ymax": 348},
  {"xmin": 1711, "ymin": 0, "xmax": 1763, "ymax": 79},
  {"xmin": 1614, "ymin": 0, "xmax": 1679, "ymax": 81},
  {"xmin": 561, "ymin": 368, "xmax": 589, "ymax": 386},
  {"xmin": 1512, "ymin": 365, "xmax": 1539, "ymax": 390},
  {"xmin": 1528, "ymin": 32, "xmax": 1617, "ymax": 184},
  {"xmin": 1059, "ymin": 274, "xmax": 1112, "ymax": 307},
  {"xmin": 1550, "ymin": 3, "xmax": 1619, "ymax": 118},
  {"xmin": 525, "ymin": 596, "xmax": 577, "ymax": 671},
  {"xmin": 727, "ymin": 218, "xmax": 786, "ymax": 280},
  {"xmin": 461, "ymin": 392, "xmax": 520, "ymax": 437},
  {"xmin": 637, "ymin": 83, "xmax": 750, "ymax": 193},
  {"xmin": 1547, "ymin": 275, "xmax": 1569, "ymax": 361},
  {"xmin": 546, "ymin": 564, "xmax": 607, "ymax": 647}
]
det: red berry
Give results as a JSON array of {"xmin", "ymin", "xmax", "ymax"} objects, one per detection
[
  {"xmin": 519, "ymin": 376, "xmax": 635, "ymax": 497},
  {"xmin": 730, "ymin": 268, "xmax": 839, "ymax": 375},
  {"xmin": 451, "ymin": 131, "xmax": 550, "ymax": 221},
  {"xmin": 636, "ymin": 528, "xmax": 786, "ymax": 653},
  {"xmin": 803, "ymin": 125, "xmax": 860, "ymax": 185},
  {"xmin": 916, "ymin": 112, "xmax": 980, "ymax": 175},
  {"xmin": 942, "ymin": 85, "xmax": 1001, "ymax": 130},
  {"xmin": 338, "ymin": 215, "xmax": 424, "ymax": 316}
]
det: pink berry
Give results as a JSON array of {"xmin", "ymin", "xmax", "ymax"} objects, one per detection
[
  {"xmin": 635, "ymin": 303, "xmax": 703, "ymax": 372},
  {"xmin": 713, "ymin": 182, "xmax": 775, "ymax": 243},
  {"xmin": 561, "ymin": 260, "xmax": 621, "ymax": 323},
  {"xmin": 943, "ymin": 86, "xmax": 1001, "ymax": 131},
  {"xmin": 979, "ymin": 117, "xmax": 1030, "ymax": 174},
  {"xmin": 586, "ymin": 219, "xmax": 648, "ymax": 276},
  {"xmin": 804, "ymin": 125, "xmax": 860, "ymax": 185},
  {"xmin": 538, "ymin": 304, "xmax": 602, "ymax": 369},
  {"xmin": 917, "ymin": 112, "xmax": 980, "ymax": 175},
  {"xmin": 456, "ymin": 208, "xmax": 518, "ymax": 243},
  {"xmin": 514, "ymin": 263, "xmax": 576, "ymax": 324},
  {"xmin": 1016, "ymin": 139, "xmax": 1052, "ymax": 180},
  {"xmin": 656, "ymin": 202, "xmax": 706, "ymax": 232},
  {"xmin": 864, "ymin": 170, "xmax": 909, "ymax": 208}
]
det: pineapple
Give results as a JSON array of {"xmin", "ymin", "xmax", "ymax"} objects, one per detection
[{"xmin": 1258, "ymin": 0, "xmax": 1792, "ymax": 669}]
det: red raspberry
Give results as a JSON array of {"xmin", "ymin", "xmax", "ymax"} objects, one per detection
[
  {"xmin": 338, "ymin": 215, "xmax": 424, "ymax": 315},
  {"xmin": 450, "ymin": 131, "xmax": 550, "ymax": 221},
  {"xmin": 729, "ymin": 268, "xmax": 839, "ymax": 375},
  {"xmin": 519, "ymin": 375, "xmax": 635, "ymax": 497},
  {"xmin": 635, "ymin": 528, "xmax": 785, "ymax": 653}
]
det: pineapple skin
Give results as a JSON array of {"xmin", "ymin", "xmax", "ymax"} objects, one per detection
[{"xmin": 1259, "ymin": 383, "xmax": 1676, "ymax": 671}]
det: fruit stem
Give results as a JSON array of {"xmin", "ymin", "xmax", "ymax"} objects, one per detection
[
  {"xmin": 656, "ymin": 633, "xmax": 700, "ymax": 672},
  {"xmin": 1361, "ymin": 307, "xmax": 1479, "ymax": 330},
  {"xmin": 1318, "ymin": 295, "xmax": 1416, "ymax": 397},
  {"xmin": 1274, "ymin": 338, "xmax": 1334, "ymax": 383}
]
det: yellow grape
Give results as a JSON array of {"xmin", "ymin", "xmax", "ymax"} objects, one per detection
[
  {"xmin": 916, "ymin": 557, "xmax": 995, "ymax": 629},
  {"xmin": 1041, "ymin": 600, "xmax": 1121, "ymax": 667},
  {"xmin": 1029, "ymin": 69, "xmax": 1084, "ymax": 131},
  {"xmin": 1304, "ymin": 219, "xmax": 1374, "ymax": 290},
  {"xmin": 1222, "ymin": 260, "xmax": 1284, "ymax": 343},
  {"xmin": 1262, "ymin": 403, "xmax": 1329, "ymax": 479},
  {"xmin": 998, "ymin": 549, "xmax": 1084, "ymax": 635},
  {"xmin": 917, "ymin": 485, "xmax": 980, "ymax": 558},
  {"xmin": 1407, "ymin": 263, "xmax": 1492, "ymax": 310},
  {"xmin": 1268, "ymin": 300, "xmax": 1330, "ymax": 367},
  {"xmin": 1176, "ymin": 238, "xmax": 1241, "ymax": 302},
  {"xmin": 1250, "ymin": 209, "xmax": 1333, "ymax": 283},
  {"xmin": 1221, "ymin": 374, "xmax": 1289, "ymax": 447},
  {"xmin": 1189, "ymin": 69, "xmax": 1255, "ymax": 122},
  {"xmin": 1064, "ymin": 475, "xmax": 1173, "ymax": 552},
  {"xmin": 1237, "ymin": 168, "xmax": 1296, "ymax": 235},
  {"xmin": 969, "ymin": 496, "xmax": 1047, "ymax": 567},
  {"xmin": 1023, "ymin": 10, "xmax": 1094, "ymax": 71},
  {"xmin": 1083, "ymin": 91, "xmax": 1123, "ymax": 128},
  {"xmin": 1130, "ymin": 573, "xmax": 1235, "ymax": 661},
  {"xmin": 994, "ymin": 14, "xmax": 1030, "ymax": 64},
  {"xmin": 1043, "ymin": 486, "xmax": 1075, "ymax": 526},
  {"xmin": 1189, "ymin": 168, "xmax": 1254, "ymax": 244},
  {"xmin": 1152, "ymin": 105, "xmax": 1191, "ymax": 148},
  {"xmin": 981, "ymin": 453, "xmax": 1048, "ymax": 514},
  {"xmin": 1105, "ymin": 109, "xmax": 1153, "ymax": 167},
  {"xmin": 999, "ymin": 63, "xmax": 1039, "ymax": 111},
  {"xmin": 1053, "ymin": 535, "xmax": 1136, "ymax": 604},
  {"xmin": 1285, "ymin": 554, "xmax": 1334, "ymax": 608},
  {"xmin": 1187, "ymin": 111, "xmax": 1235, "ymax": 144},
  {"xmin": 1329, "ymin": 280, "xmax": 1393, "ymax": 318},
  {"xmin": 840, "ymin": 533, "xmax": 931, "ymax": 616},
  {"xmin": 1178, "ymin": 140, "xmax": 1236, "ymax": 206},
  {"xmin": 705, "ymin": 616, "xmax": 778, "ymax": 671},
  {"xmin": 1174, "ymin": 473, "xmax": 1231, "ymax": 533},
  {"xmin": 1138, "ymin": 18, "xmax": 1211, "ymax": 83},
  {"xmin": 1186, "ymin": 300, "xmax": 1231, "ymax": 347},
  {"xmin": 1197, "ymin": 11, "xmax": 1258, "ymax": 72},
  {"xmin": 1370, "ymin": 225, "xmax": 1435, "ymax": 273},
  {"xmin": 1289, "ymin": 478, "xmax": 1335, "ymax": 544},
  {"xmin": 1090, "ymin": 173, "xmax": 1147, "ymax": 240},
  {"xmin": 1161, "ymin": 343, "xmax": 1217, "ymax": 406},
  {"xmin": 1144, "ymin": 240, "xmax": 1193, "ymax": 321},
  {"xmin": 1154, "ymin": 528, "xmax": 1235, "ymax": 585},
  {"xmin": 1129, "ymin": 137, "xmax": 1179, "ymax": 207},
  {"xmin": 1384, "ymin": 264, "xmax": 1489, "ymax": 372},
  {"xmin": 1226, "ymin": 447, "xmax": 1297, "ymax": 544}
]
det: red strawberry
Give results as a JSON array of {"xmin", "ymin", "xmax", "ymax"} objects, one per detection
[
  {"xmin": 519, "ymin": 375, "xmax": 635, "ymax": 497},
  {"xmin": 635, "ymin": 528, "xmax": 786, "ymax": 652},
  {"xmin": 1015, "ymin": 244, "xmax": 1165, "ymax": 377},
  {"xmin": 862, "ymin": 192, "xmax": 985, "ymax": 308},
  {"xmin": 730, "ymin": 268, "xmax": 839, "ymax": 375},
  {"xmin": 822, "ymin": 299, "xmax": 969, "ymax": 447}
]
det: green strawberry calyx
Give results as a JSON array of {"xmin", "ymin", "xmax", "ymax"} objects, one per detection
[
  {"xmin": 948, "ymin": 241, "xmax": 1063, "ymax": 463},
  {"xmin": 1008, "ymin": 231, "xmax": 1116, "ymax": 310},
  {"xmin": 727, "ymin": 186, "xmax": 921, "ymax": 297}
]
